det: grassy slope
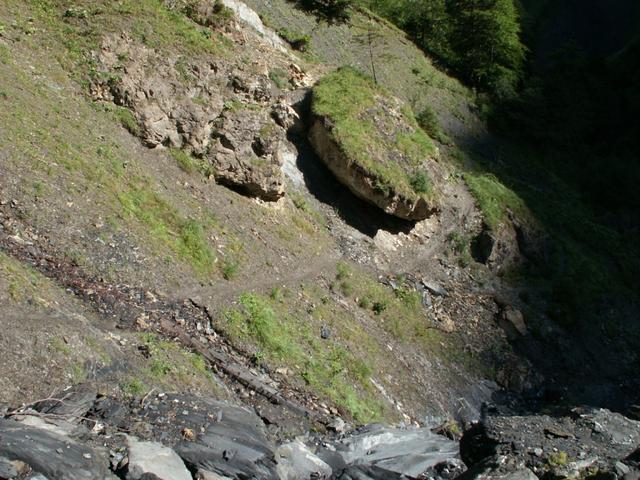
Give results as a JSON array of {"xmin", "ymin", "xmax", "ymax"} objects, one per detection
[
  {"xmin": 217, "ymin": 262, "xmax": 475, "ymax": 423},
  {"xmin": 252, "ymin": 0, "xmax": 640, "ymax": 351},
  {"xmin": 7, "ymin": 0, "xmax": 629, "ymax": 424},
  {"xmin": 0, "ymin": 0, "xmax": 332, "ymax": 287},
  {"xmin": 0, "ymin": 0, "xmax": 222, "ymax": 277},
  {"xmin": 248, "ymin": 0, "xmax": 479, "ymax": 138},
  {"xmin": 0, "ymin": 252, "xmax": 224, "ymax": 404}
]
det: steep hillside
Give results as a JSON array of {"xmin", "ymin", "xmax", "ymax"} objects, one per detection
[
  {"xmin": 0, "ymin": 0, "xmax": 504, "ymax": 426},
  {"xmin": 0, "ymin": 0, "xmax": 638, "ymax": 479}
]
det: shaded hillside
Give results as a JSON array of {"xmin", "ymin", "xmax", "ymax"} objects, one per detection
[{"xmin": 521, "ymin": 0, "xmax": 639, "ymax": 62}]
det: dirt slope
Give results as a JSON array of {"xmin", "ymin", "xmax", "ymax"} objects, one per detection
[{"xmin": 0, "ymin": 0, "xmax": 573, "ymax": 432}]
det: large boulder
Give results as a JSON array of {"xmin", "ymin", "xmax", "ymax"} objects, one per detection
[
  {"xmin": 126, "ymin": 437, "xmax": 192, "ymax": 480},
  {"xmin": 319, "ymin": 424, "xmax": 460, "ymax": 478},
  {"xmin": 309, "ymin": 67, "xmax": 441, "ymax": 221},
  {"xmin": 209, "ymin": 106, "xmax": 286, "ymax": 200}
]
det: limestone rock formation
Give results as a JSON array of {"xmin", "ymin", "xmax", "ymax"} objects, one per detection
[{"xmin": 90, "ymin": 31, "xmax": 294, "ymax": 201}]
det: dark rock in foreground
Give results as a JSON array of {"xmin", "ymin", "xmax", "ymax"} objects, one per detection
[
  {"xmin": 460, "ymin": 408, "xmax": 640, "ymax": 480},
  {"xmin": 0, "ymin": 418, "xmax": 114, "ymax": 480}
]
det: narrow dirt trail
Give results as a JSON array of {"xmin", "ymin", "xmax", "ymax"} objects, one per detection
[{"xmin": 188, "ymin": 247, "xmax": 341, "ymax": 310}]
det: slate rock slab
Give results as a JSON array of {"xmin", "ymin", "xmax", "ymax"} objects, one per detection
[
  {"xmin": 126, "ymin": 436, "xmax": 192, "ymax": 480},
  {"xmin": 173, "ymin": 400, "xmax": 278, "ymax": 479},
  {"xmin": 0, "ymin": 419, "xmax": 113, "ymax": 480},
  {"xmin": 0, "ymin": 455, "xmax": 18, "ymax": 480},
  {"xmin": 275, "ymin": 439, "xmax": 332, "ymax": 479},
  {"xmin": 460, "ymin": 408, "xmax": 640, "ymax": 479},
  {"xmin": 321, "ymin": 425, "xmax": 460, "ymax": 479}
]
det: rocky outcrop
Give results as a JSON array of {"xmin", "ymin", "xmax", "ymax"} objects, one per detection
[
  {"xmin": 308, "ymin": 67, "xmax": 441, "ymax": 221},
  {"xmin": 210, "ymin": 106, "xmax": 286, "ymax": 200},
  {"xmin": 91, "ymin": 33, "xmax": 224, "ymax": 153},
  {"xmin": 470, "ymin": 216, "xmax": 548, "ymax": 273},
  {"xmin": 460, "ymin": 408, "xmax": 640, "ymax": 480},
  {"xmin": 90, "ymin": 28, "xmax": 304, "ymax": 201},
  {"xmin": 0, "ymin": 385, "xmax": 465, "ymax": 480},
  {"xmin": 309, "ymin": 116, "xmax": 434, "ymax": 220},
  {"xmin": 0, "ymin": 418, "xmax": 114, "ymax": 480}
]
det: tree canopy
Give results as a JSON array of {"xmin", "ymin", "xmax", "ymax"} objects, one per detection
[{"xmin": 360, "ymin": 0, "xmax": 526, "ymax": 98}]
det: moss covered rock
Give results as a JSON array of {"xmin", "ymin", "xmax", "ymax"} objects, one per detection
[{"xmin": 309, "ymin": 67, "xmax": 440, "ymax": 220}]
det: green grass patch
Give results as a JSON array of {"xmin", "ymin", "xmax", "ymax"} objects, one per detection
[
  {"xmin": 221, "ymin": 291, "xmax": 385, "ymax": 423},
  {"xmin": 0, "ymin": 252, "xmax": 44, "ymax": 303},
  {"xmin": 4, "ymin": 0, "xmax": 226, "ymax": 83},
  {"xmin": 290, "ymin": 191, "xmax": 327, "ymax": 228},
  {"xmin": 169, "ymin": 147, "xmax": 215, "ymax": 177},
  {"xmin": 49, "ymin": 337, "xmax": 71, "ymax": 355},
  {"xmin": 219, "ymin": 236, "xmax": 243, "ymax": 280},
  {"xmin": 118, "ymin": 183, "xmax": 215, "ymax": 275},
  {"xmin": 333, "ymin": 262, "xmax": 439, "ymax": 343},
  {"xmin": 408, "ymin": 171, "xmax": 431, "ymax": 195},
  {"xmin": 269, "ymin": 67, "xmax": 290, "ymax": 89},
  {"xmin": 464, "ymin": 172, "xmax": 531, "ymax": 230},
  {"xmin": 135, "ymin": 332, "xmax": 219, "ymax": 391},
  {"xmin": 122, "ymin": 377, "xmax": 147, "ymax": 397},
  {"xmin": 0, "ymin": 43, "xmax": 9, "ymax": 64},
  {"xmin": 113, "ymin": 0, "xmax": 224, "ymax": 55},
  {"xmin": 548, "ymin": 451, "xmax": 569, "ymax": 467},
  {"xmin": 170, "ymin": 147, "xmax": 197, "ymax": 173},
  {"xmin": 181, "ymin": 0, "xmax": 234, "ymax": 29},
  {"xmin": 277, "ymin": 27, "xmax": 311, "ymax": 51},
  {"xmin": 71, "ymin": 362, "xmax": 86, "ymax": 382},
  {"xmin": 115, "ymin": 107, "xmax": 140, "ymax": 136},
  {"xmin": 312, "ymin": 67, "xmax": 436, "ymax": 199},
  {"xmin": 415, "ymin": 105, "xmax": 451, "ymax": 144}
]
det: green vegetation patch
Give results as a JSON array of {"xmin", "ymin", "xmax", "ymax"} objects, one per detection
[
  {"xmin": 3, "ymin": 0, "xmax": 226, "ymax": 84},
  {"xmin": 269, "ymin": 68, "xmax": 290, "ymax": 90},
  {"xmin": 312, "ymin": 67, "xmax": 436, "ymax": 198},
  {"xmin": 277, "ymin": 27, "xmax": 311, "ymax": 51},
  {"xmin": 333, "ymin": 262, "xmax": 439, "ymax": 342},
  {"xmin": 0, "ymin": 252, "xmax": 47, "ymax": 303},
  {"xmin": 464, "ymin": 172, "xmax": 531, "ymax": 230},
  {"xmin": 289, "ymin": 191, "xmax": 327, "ymax": 228},
  {"xmin": 106, "ymin": 0, "xmax": 225, "ymax": 55},
  {"xmin": 415, "ymin": 105, "xmax": 450, "ymax": 145},
  {"xmin": 219, "ymin": 236, "xmax": 243, "ymax": 280},
  {"xmin": 120, "ymin": 332, "xmax": 220, "ymax": 397},
  {"xmin": 221, "ymin": 291, "xmax": 385, "ymax": 423},
  {"xmin": 118, "ymin": 182, "xmax": 215, "ymax": 275},
  {"xmin": 115, "ymin": 107, "xmax": 140, "ymax": 136},
  {"xmin": 181, "ymin": 0, "xmax": 234, "ymax": 29}
]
